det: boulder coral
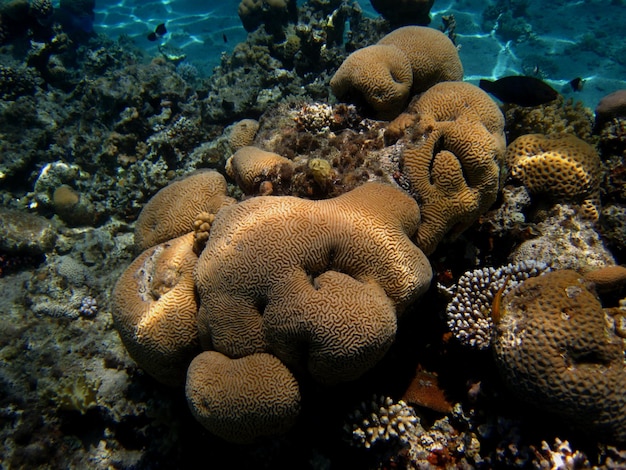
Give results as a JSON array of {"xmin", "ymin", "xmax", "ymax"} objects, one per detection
[
  {"xmin": 186, "ymin": 351, "xmax": 301, "ymax": 444},
  {"xmin": 331, "ymin": 26, "xmax": 463, "ymax": 119},
  {"xmin": 225, "ymin": 145, "xmax": 294, "ymax": 194},
  {"xmin": 228, "ymin": 118, "xmax": 259, "ymax": 151},
  {"xmin": 134, "ymin": 170, "xmax": 236, "ymax": 251},
  {"xmin": 194, "ymin": 182, "xmax": 433, "ymax": 384},
  {"xmin": 493, "ymin": 270, "xmax": 626, "ymax": 443},
  {"xmin": 111, "ymin": 233, "xmax": 200, "ymax": 386},
  {"xmin": 505, "ymin": 133, "xmax": 602, "ymax": 219},
  {"xmin": 395, "ymin": 81, "xmax": 506, "ymax": 254},
  {"xmin": 114, "ymin": 181, "xmax": 433, "ymax": 443}
]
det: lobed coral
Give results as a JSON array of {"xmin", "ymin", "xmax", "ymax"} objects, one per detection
[
  {"xmin": 396, "ymin": 81, "xmax": 506, "ymax": 254},
  {"xmin": 224, "ymin": 145, "xmax": 295, "ymax": 194},
  {"xmin": 194, "ymin": 182, "xmax": 432, "ymax": 383},
  {"xmin": 134, "ymin": 170, "xmax": 236, "ymax": 251},
  {"xmin": 493, "ymin": 270, "xmax": 626, "ymax": 443},
  {"xmin": 331, "ymin": 26, "xmax": 463, "ymax": 119},
  {"xmin": 186, "ymin": 351, "xmax": 301, "ymax": 444},
  {"xmin": 112, "ymin": 233, "xmax": 200, "ymax": 386}
]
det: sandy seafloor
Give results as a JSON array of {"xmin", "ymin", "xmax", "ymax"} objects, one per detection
[{"xmin": 1, "ymin": 0, "xmax": 626, "ymax": 468}]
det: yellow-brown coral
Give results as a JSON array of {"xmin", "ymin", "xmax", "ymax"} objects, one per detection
[
  {"xmin": 505, "ymin": 133, "xmax": 602, "ymax": 218},
  {"xmin": 377, "ymin": 26, "xmax": 463, "ymax": 94},
  {"xmin": 134, "ymin": 170, "xmax": 236, "ymax": 251},
  {"xmin": 186, "ymin": 351, "xmax": 301, "ymax": 443},
  {"xmin": 194, "ymin": 182, "xmax": 432, "ymax": 384},
  {"xmin": 398, "ymin": 81, "xmax": 506, "ymax": 254},
  {"xmin": 111, "ymin": 233, "xmax": 200, "ymax": 386},
  {"xmin": 225, "ymin": 145, "xmax": 294, "ymax": 194},
  {"xmin": 228, "ymin": 118, "xmax": 259, "ymax": 151},
  {"xmin": 330, "ymin": 26, "xmax": 462, "ymax": 119},
  {"xmin": 330, "ymin": 44, "xmax": 413, "ymax": 119},
  {"xmin": 493, "ymin": 270, "xmax": 626, "ymax": 443}
]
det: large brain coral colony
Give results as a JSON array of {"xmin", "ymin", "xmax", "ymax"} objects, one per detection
[{"xmin": 113, "ymin": 178, "xmax": 433, "ymax": 442}]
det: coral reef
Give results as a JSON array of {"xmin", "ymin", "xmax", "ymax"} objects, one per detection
[
  {"xmin": 445, "ymin": 260, "xmax": 551, "ymax": 350},
  {"xmin": 134, "ymin": 170, "xmax": 236, "ymax": 251},
  {"xmin": 505, "ymin": 133, "xmax": 603, "ymax": 219},
  {"xmin": 331, "ymin": 26, "xmax": 463, "ymax": 119},
  {"xmin": 493, "ymin": 270, "xmax": 626, "ymax": 444},
  {"xmin": 393, "ymin": 81, "xmax": 506, "ymax": 254}
]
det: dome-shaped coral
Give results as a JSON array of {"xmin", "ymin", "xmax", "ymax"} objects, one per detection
[
  {"xmin": 111, "ymin": 233, "xmax": 200, "ymax": 386},
  {"xmin": 493, "ymin": 270, "xmax": 626, "ymax": 443},
  {"xmin": 134, "ymin": 170, "xmax": 236, "ymax": 251},
  {"xmin": 505, "ymin": 133, "xmax": 602, "ymax": 218}
]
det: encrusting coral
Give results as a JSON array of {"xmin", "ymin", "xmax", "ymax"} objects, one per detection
[
  {"xmin": 111, "ymin": 233, "xmax": 200, "ymax": 387},
  {"xmin": 493, "ymin": 270, "xmax": 626, "ymax": 444},
  {"xmin": 394, "ymin": 81, "xmax": 506, "ymax": 254},
  {"xmin": 505, "ymin": 133, "xmax": 602, "ymax": 219},
  {"xmin": 331, "ymin": 26, "xmax": 462, "ymax": 119},
  {"xmin": 134, "ymin": 170, "xmax": 236, "ymax": 251}
]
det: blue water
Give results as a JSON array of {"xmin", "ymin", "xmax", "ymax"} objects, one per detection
[{"xmin": 78, "ymin": 0, "xmax": 626, "ymax": 109}]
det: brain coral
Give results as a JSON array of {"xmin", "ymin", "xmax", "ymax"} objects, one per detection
[
  {"xmin": 505, "ymin": 133, "xmax": 602, "ymax": 218},
  {"xmin": 225, "ymin": 145, "xmax": 295, "ymax": 194},
  {"xmin": 493, "ymin": 270, "xmax": 626, "ymax": 443},
  {"xmin": 398, "ymin": 81, "xmax": 506, "ymax": 254},
  {"xmin": 330, "ymin": 26, "xmax": 462, "ymax": 119},
  {"xmin": 377, "ymin": 26, "xmax": 463, "ymax": 94},
  {"xmin": 186, "ymin": 351, "xmax": 301, "ymax": 443},
  {"xmin": 228, "ymin": 118, "xmax": 259, "ymax": 150},
  {"xmin": 112, "ymin": 233, "xmax": 199, "ymax": 386},
  {"xmin": 194, "ymin": 182, "xmax": 433, "ymax": 384},
  {"xmin": 370, "ymin": 0, "xmax": 434, "ymax": 26},
  {"xmin": 134, "ymin": 170, "xmax": 236, "ymax": 251},
  {"xmin": 330, "ymin": 44, "xmax": 413, "ymax": 120}
]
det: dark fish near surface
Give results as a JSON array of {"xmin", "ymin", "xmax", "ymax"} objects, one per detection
[
  {"xmin": 479, "ymin": 76, "xmax": 559, "ymax": 106},
  {"xmin": 570, "ymin": 77, "xmax": 584, "ymax": 92},
  {"xmin": 147, "ymin": 23, "xmax": 167, "ymax": 41},
  {"xmin": 223, "ymin": 33, "xmax": 228, "ymax": 43},
  {"xmin": 155, "ymin": 23, "xmax": 167, "ymax": 36}
]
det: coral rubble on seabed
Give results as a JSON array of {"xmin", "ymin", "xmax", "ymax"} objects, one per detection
[{"xmin": 0, "ymin": 0, "xmax": 625, "ymax": 469}]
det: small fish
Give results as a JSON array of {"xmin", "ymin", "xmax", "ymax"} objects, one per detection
[
  {"xmin": 147, "ymin": 23, "xmax": 167, "ymax": 41},
  {"xmin": 570, "ymin": 77, "xmax": 584, "ymax": 92},
  {"xmin": 479, "ymin": 76, "xmax": 559, "ymax": 107},
  {"xmin": 491, "ymin": 275, "xmax": 511, "ymax": 325},
  {"xmin": 222, "ymin": 33, "xmax": 228, "ymax": 43},
  {"xmin": 155, "ymin": 23, "xmax": 167, "ymax": 36}
]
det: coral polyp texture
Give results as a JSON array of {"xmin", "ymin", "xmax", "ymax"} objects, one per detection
[
  {"xmin": 331, "ymin": 26, "xmax": 463, "ymax": 119},
  {"xmin": 493, "ymin": 270, "xmax": 626, "ymax": 443},
  {"xmin": 228, "ymin": 118, "xmax": 260, "ymax": 150},
  {"xmin": 330, "ymin": 44, "xmax": 413, "ymax": 120},
  {"xmin": 186, "ymin": 351, "xmax": 301, "ymax": 444},
  {"xmin": 134, "ymin": 170, "xmax": 236, "ymax": 251},
  {"xmin": 505, "ymin": 133, "xmax": 602, "ymax": 218},
  {"xmin": 194, "ymin": 182, "xmax": 432, "ymax": 384},
  {"xmin": 445, "ymin": 260, "xmax": 551, "ymax": 350},
  {"xmin": 111, "ymin": 233, "xmax": 200, "ymax": 386},
  {"xmin": 397, "ymin": 81, "xmax": 506, "ymax": 254},
  {"xmin": 224, "ymin": 145, "xmax": 294, "ymax": 194}
]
